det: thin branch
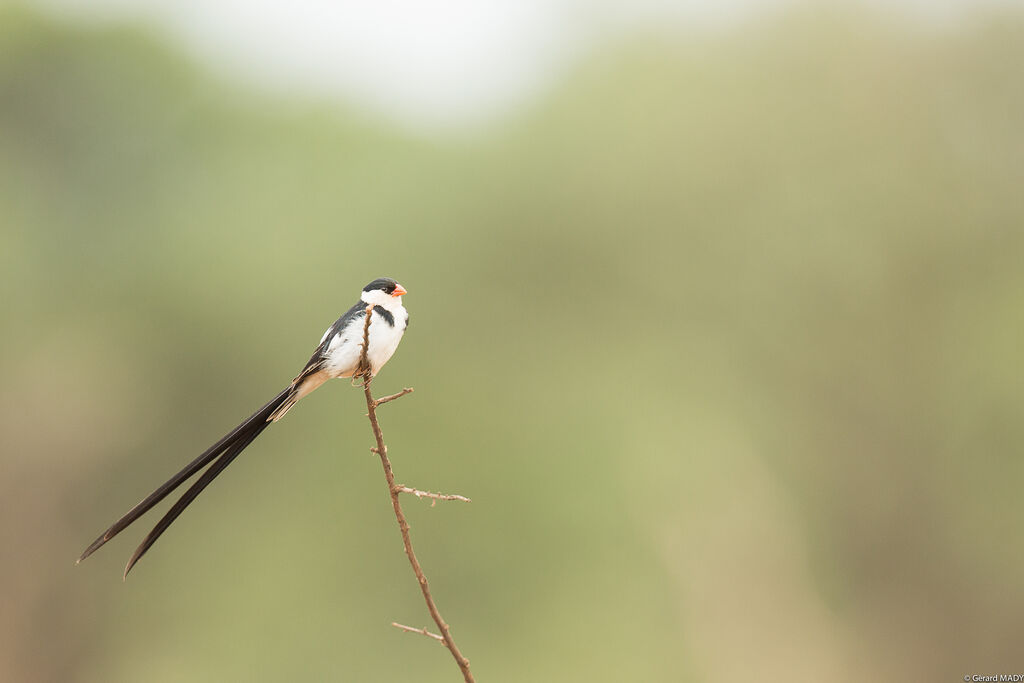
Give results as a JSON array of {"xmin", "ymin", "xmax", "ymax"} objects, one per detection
[
  {"xmin": 396, "ymin": 485, "xmax": 472, "ymax": 505},
  {"xmin": 392, "ymin": 622, "xmax": 446, "ymax": 645},
  {"xmin": 358, "ymin": 306, "xmax": 475, "ymax": 683},
  {"xmin": 374, "ymin": 388, "xmax": 414, "ymax": 407}
]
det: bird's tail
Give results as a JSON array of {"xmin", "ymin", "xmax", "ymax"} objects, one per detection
[{"xmin": 77, "ymin": 385, "xmax": 296, "ymax": 577}]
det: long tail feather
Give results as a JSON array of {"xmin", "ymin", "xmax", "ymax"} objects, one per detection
[
  {"xmin": 77, "ymin": 387, "xmax": 293, "ymax": 564},
  {"xmin": 122, "ymin": 420, "xmax": 270, "ymax": 578}
]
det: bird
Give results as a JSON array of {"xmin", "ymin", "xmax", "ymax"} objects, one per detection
[{"xmin": 77, "ymin": 277, "xmax": 409, "ymax": 578}]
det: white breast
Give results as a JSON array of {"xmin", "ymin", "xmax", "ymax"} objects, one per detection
[
  {"xmin": 365, "ymin": 306, "xmax": 407, "ymax": 375},
  {"xmin": 322, "ymin": 304, "xmax": 407, "ymax": 378}
]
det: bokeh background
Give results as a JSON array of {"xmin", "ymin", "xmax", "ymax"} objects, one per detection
[{"xmin": 2, "ymin": 1, "xmax": 1023, "ymax": 681}]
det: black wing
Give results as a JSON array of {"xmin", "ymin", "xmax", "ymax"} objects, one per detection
[{"xmin": 291, "ymin": 299, "xmax": 368, "ymax": 383}]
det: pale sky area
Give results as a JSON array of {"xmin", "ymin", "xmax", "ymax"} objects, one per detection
[{"xmin": 30, "ymin": 0, "xmax": 1024, "ymax": 132}]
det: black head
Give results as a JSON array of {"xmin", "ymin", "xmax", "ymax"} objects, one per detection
[{"xmin": 362, "ymin": 277, "xmax": 407, "ymax": 297}]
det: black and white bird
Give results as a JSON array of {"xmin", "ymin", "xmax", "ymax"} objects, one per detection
[{"xmin": 78, "ymin": 277, "xmax": 409, "ymax": 577}]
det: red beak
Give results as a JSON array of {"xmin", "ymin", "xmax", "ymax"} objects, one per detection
[{"xmin": 392, "ymin": 284, "xmax": 407, "ymax": 297}]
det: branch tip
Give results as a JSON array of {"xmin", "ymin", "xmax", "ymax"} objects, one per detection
[
  {"xmin": 396, "ymin": 485, "xmax": 472, "ymax": 504},
  {"xmin": 392, "ymin": 622, "xmax": 446, "ymax": 644}
]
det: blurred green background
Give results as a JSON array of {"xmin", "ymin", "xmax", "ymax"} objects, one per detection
[{"xmin": 2, "ymin": 3, "xmax": 1023, "ymax": 681}]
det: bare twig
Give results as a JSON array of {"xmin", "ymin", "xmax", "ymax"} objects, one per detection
[
  {"xmin": 374, "ymin": 388, "xmax": 414, "ymax": 407},
  {"xmin": 396, "ymin": 486, "xmax": 472, "ymax": 505},
  {"xmin": 392, "ymin": 622, "xmax": 446, "ymax": 644},
  {"xmin": 358, "ymin": 306, "xmax": 474, "ymax": 682}
]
